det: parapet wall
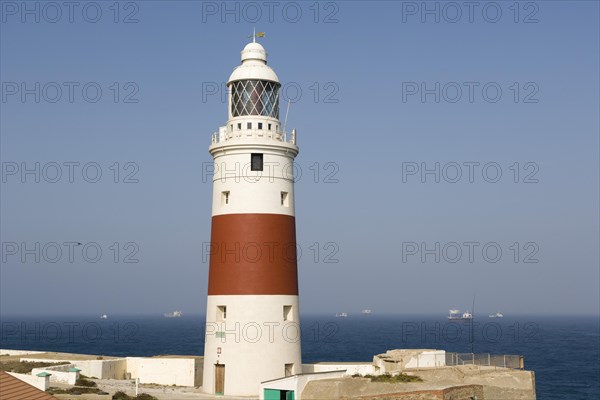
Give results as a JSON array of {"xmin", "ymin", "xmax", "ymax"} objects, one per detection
[
  {"xmin": 31, "ymin": 364, "xmax": 79, "ymax": 385},
  {"xmin": 127, "ymin": 357, "xmax": 202, "ymax": 387},
  {"xmin": 73, "ymin": 359, "xmax": 127, "ymax": 380},
  {"xmin": 10, "ymin": 351, "xmax": 204, "ymax": 387},
  {"xmin": 303, "ymin": 363, "xmax": 374, "ymax": 375}
]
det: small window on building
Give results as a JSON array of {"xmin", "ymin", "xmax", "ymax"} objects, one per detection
[
  {"xmin": 247, "ymin": 122, "xmax": 252, "ymax": 129},
  {"xmin": 221, "ymin": 191, "xmax": 230, "ymax": 205},
  {"xmin": 237, "ymin": 123, "xmax": 241, "ymax": 130},
  {"xmin": 251, "ymin": 153, "xmax": 263, "ymax": 171},
  {"xmin": 285, "ymin": 363, "xmax": 294, "ymax": 377},
  {"xmin": 281, "ymin": 192, "xmax": 289, "ymax": 207},
  {"xmin": 217, "ymin": 305, "xmax": 227, "ymax": 321},
  {"xmin": 283, "ymin": 305, "xmax": 293, "ymax": 321},
  {"xmin": 258, "ymin": 123, "xmax": 263, "ymax": 130},
  {"xmin": 268, "ymin": 123, "xmax": 272, "ymax": 130},
  {"xmin": 230, "ymin": 124, "xmax": 233, "ymax": 131}
]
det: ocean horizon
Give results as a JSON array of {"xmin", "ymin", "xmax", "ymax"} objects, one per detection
[{"xmin": 1, "ymin": 314, "xmax": 598, "ymax": 399}]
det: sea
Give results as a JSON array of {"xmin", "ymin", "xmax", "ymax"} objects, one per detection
[{"xmin": 1, "ymin": 315, "xmax": 598, "ymax": 399}]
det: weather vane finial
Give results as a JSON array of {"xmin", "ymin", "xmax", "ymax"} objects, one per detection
[{"xmin": 248, "ymin": 28, "xmax": 265, "ymax": 43}]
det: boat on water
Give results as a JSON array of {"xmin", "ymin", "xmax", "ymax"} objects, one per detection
[
  {"xmin": 488, "ymin": 312, "xmax": 504, "ymax": 318},
  {"xmin": 100, "ymin": 314, "xmax": 108, "ymax": 319},
  {"xmin": 448, "ymin": 309, "xmax": 473, "ymax": 320},
  {"xmin": 335, "ymin": 312, "xmax": 348, "ymax": 318},
  {"xmin": 164, "ymin": 310, "xmax": 183, "ymax": 318},
  {"xmin": 361, "ymin": 309, "xmax": 372, "ymax": 315}
]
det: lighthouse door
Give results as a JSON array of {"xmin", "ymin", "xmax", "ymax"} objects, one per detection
[{"xmin": 214, "ymin": 364, "xmax": 225, "ymax": 394}]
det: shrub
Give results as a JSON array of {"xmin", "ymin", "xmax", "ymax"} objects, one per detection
[
  {"xmin": 76, "ymin": 377, "xmax": 97, "ymax": 387},
  {"xmin": 112, "ymin": 391, "xmax": 158, "ymax": 400},
  {"xmin": 0, "ymin": 361, "xmax": 67, "ymax": 374},
  {"xmin": 49, "ymin": 387, "xmax": 101, "ymax": 394}
]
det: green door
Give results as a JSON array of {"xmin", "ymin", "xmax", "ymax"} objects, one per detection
[
  {"xmin": 263, "ymin": 389, "xmax": 294, "ymax": 400},
  {"xmin": 264, "ymin": 389, "xmax": 280, "ymax": 400}
]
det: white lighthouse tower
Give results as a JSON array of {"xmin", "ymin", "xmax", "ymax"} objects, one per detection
[{"xmin": 203, "ymin": 38, "xmax": 302, "ymax": 396}]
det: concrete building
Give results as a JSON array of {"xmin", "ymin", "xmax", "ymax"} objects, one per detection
[{"xmin": 202, "ymin": 36, "xmax": 302, "ymax": 396}]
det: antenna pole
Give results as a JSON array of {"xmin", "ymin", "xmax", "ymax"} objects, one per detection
[
  {"xmin": 283, "ymin": 99, "xmax": 291, "ymax": 134},
  {"xmin": 471, "ymin": 293, "xmax": 476, "ymax": 353}
]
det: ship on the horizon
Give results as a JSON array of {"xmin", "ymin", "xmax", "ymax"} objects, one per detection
[
  {"xmin": 361, "ymin": 309, "xmax": 372, "ymax": 315},
  {"xmin": 335, "ymin": 312, "xmax": 348, "ymax": 318},
  {"xmin": 488, "ymin": 312, "xmax": 504, "ymax": 318},
  {"xmin": 164, "ymin": 310, "xmax": 183, "ymax": 318},
  {"xmin": 448, "ymin": 309, "xmax": 473, "ymax": 320},
  {"xmin": 100, "ymin": 314, "xmax": 108, "ymax": 319}
]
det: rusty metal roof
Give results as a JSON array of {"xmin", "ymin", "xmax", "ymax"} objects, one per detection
[{"xmin": 0, "ymin": 371, "xmax": 56, "ymax": 400}]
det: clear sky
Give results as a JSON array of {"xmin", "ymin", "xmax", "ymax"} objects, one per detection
[{"xmin": 1, "ymin": 1, "xmax": 598, "ymax": 316}]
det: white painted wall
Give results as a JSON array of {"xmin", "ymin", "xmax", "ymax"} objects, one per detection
[
  {"xmin": 7, "ymin": 372, "xmax": 50, "ymax": 391},
  {"xmin": 203, "ymin": 295, "xmax": 302, "ymax": 396},
  {"xmin": 72, "ymin": 359, "xmax": 127, "ymax": 379},
  {"xmin": 31, "ymin": 365, "xmax": 78, "ymax": 385},
  {"xmin": 209, "ymin": 143, "xmax": 298, "ymax": 217},
  {"xmin": 17, "ymin": 353, "xmax": 200, "ymax": 386},
  {"xmin": 373, "ymin": 349, "xmax": 447, "ymax": 373},
  {"xmin": 0, "ymin": 349, "xmax": 46, "ymax": 356},
  {"xmin": 404, "ymin": 350, "xmax": 446, "ymax": 369},
  {"xmin": 303, "ymin": 363, "xmax": 375, "ymax": 375},
  {"xmin": 127, "ymin": 358, "xmax": 198, "ymax": 387}
]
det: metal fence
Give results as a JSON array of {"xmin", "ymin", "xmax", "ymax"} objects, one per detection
[{"xmin": 446, "ymin": 352, "xmax": 524, "ymax": 370}]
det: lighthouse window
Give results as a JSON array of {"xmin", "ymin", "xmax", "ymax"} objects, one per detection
[
  {"xmin": 268, "ymin": 123, "xmax": 272, "ymax": 130},
  {"xmin": 221, "ymin": 191, "xmax": 230, "ymax": 205},
  {"xmin": 283, "ymin": 305, "xmax": 293, "ymax": 321},
  {"xmin": 251, "ymin": 153, "xmax": 263, "ymax": 171},
  {"xmin": 281, "ymin": 192, "xmax": 289, "ymax": 207},
  {"xmin": 237, "ymin": 123, "xmax": 241, "ymax": 130},
  {"xmin": 285, "ymin": 363, "xmax": 294, "ymax": 377},
  {"xmin": 217, "ymin": 305, "xmax": 227, "ymax": 321},
  {"xmin": 247, "ymin": 122, "xmax": 252, "ymax": 129},
  {"xmin": 258, "ymin": 123, "xmax": 263, "ymax": 130}
]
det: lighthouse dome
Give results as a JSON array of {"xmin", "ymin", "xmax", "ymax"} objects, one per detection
[
  {"xmin": 228, "ymin": 42, "xmax": 279, "ymax": 84},
  {"xmin": 241, "ymin": 42, "xmax": 267, "ymax": 62}
]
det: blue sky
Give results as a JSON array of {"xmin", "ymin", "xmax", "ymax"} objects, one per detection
[{"xmin": 1, "ymin": 1, "xmax": 598, "ymax": 316}]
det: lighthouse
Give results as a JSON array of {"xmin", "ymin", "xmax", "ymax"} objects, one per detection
[{"xmin": 203, "ymin": 38, "xmax": 302, "ymax": 396}]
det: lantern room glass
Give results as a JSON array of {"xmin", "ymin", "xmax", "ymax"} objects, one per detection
[{"xmin": 231, "ymin": 80, "xmax": 280, "ymax": 119}]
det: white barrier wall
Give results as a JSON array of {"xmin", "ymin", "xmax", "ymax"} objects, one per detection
[
  {"xmin": 373, "ymin": 349, "xmax": 447, "ymax": 373},
  {"xmin": 127, "ymin": 358, "xmax": 198, "ymax": 387},
  {"xmin": 31, "ymin": 365, "xmax": 78, "ymax": 385},
  {"xmin": 0, "ymin": 349, "xmax": 47, "ymax": 356},
  {"xmin": 302, "ymin": 363, "xmax": 374, "ymax": 375},
  {"xmin": 72, "ymin": 359, "xmax": 127, "ymax": 379},
  {"xmin": 7, "ymin": 372, "xmax": 50, "ymax": 391},
  {"xmin": 403, "ymin": 350, "xmax": 446, "ymax": 369},
  {"xmin": 15, "ymin": 352, "xmax": 202, "ymax": 386}
]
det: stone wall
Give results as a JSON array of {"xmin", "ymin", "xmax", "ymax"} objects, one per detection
[{"xmin": 303, "ymin": 382, "xmax": 484, "ymax": 400}]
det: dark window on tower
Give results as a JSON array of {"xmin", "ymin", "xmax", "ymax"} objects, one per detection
[
  {"xmin": 258, "ymin": 123, "xmax": 263, "ymax": 130},
  {"xmin": 247, "ymin": 122, "xmax": 252, "ymax": 129},
  {"xmin": 251, "ymin": 153, "xmax": 263, "ymax": 171}
]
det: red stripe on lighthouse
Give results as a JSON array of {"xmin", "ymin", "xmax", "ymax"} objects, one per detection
[{"xmin": 207, "ymin": 214, "xmax": 299, "ymax": 295}]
